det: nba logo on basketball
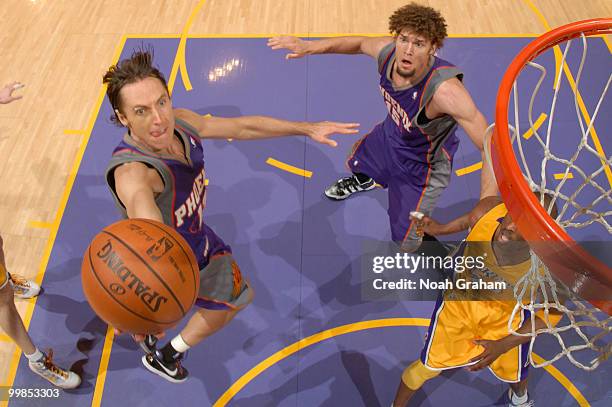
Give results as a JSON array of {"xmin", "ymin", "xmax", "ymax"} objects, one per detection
[{"xmin": 146, "ymin": 237, "xmax": 174, "ymax": 261}]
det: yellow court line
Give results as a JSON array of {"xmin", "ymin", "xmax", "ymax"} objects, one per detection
[
  {"xmin": 604, "ymin": 35, "xmax": 611, "ymax": 53},
  {"xmin": 554, "ymin": 173, "xmax": 574, "ymax": 180},
  {"xmin": 27, "ymin": 220, "xmax": 54, "ymax": 229},
  {"xmin": 522, "ymin": 0, "xmax": 612, "ymax": 188},
  {"xmin": 213, "ymin": 318, "xmax": 430, "ymax": 406},
  {"xmin": 91, "ymin": 326, "xmax": 115, "ymax": 407},
  {"xmin": 0, "ymin": 333, "xmax": 10, "ymax": 342},
  {"xmin": 266, "ymin": 158, "xmax": 313, "ymax": 178},
  {"xmin": 533, "ymin": 354, "xmax": 590, "ymax": 406},
  {"xmin": 1, "ymin": 34, "xmax": 128, "ymax": 401},
  {"xmin": 522, "ymin": 0, "xmax": 562, "ymax": 83},
  {"xmin": 167, "ymin": 0, "xmax": 207, "ymax": 93},
  {"xmin": 213, "ymin": 318, "xmax": 589, "ymax": 406},
  {"xmin": 63, "ymin": 129, "xmax": 86, "ymax": 136},
  {"xmin": 522, "ymin": 113, "xmax": 548, "ymax": 140},
  {"xmin": 455, "ymin": 161, "xmax": 483, "ymax": 176}
]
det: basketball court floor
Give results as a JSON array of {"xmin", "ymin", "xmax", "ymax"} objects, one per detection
[{"xmin": 3, "ymin": 32, "xmax": 609, "ymax": 406}]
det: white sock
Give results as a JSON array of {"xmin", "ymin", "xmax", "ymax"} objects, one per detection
[
  {"xmin": 511, "ymin": 390, "xmax": 528, "ymax": 405},
  {"xmin": 170, "ymin": 334, "xmax": 191, "ymax": 353},
  {"xmin": 24, "ymin": 348, "xmax": 43, "ymax": 362}
]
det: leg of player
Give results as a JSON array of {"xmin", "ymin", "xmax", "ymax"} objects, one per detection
[
  {"xmin": 508, "ymin": 378, "xmax": 532, "ymax": 407},
  {"xmin": 393, "ymin": 360, "xmax": 440, "ymax": 406},
  {"xmin": 0, "ymin": 237, "xmax": 80, "ymax": 389},
  {"xmin": 142, "ymin": 288, "xmax": 253, "ymax": 383}
]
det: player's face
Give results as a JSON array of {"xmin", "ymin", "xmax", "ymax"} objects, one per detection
[
  {"xmin": 116, "ymin": 76, "xmax": 175, "ymax": 152},
  {"xmin": 497, "ymin": 214, "xmax": 525, "ymax": 243},
  {"xmin": 394, "ymin": 29, "xmax": 436, "ymax": 79}
]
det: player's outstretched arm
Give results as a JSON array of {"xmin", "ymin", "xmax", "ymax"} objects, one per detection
[
  {"xmin": 267, "ymin": 35, "xmax": 392, "ymax": 59},
  {"xmin": 113, "ymin": 162, "xmax": 164, "ymax": 222},
  {"xmin": 0, "ymin": 82, "xmax": 24, "ymax": 104},
  {"xmin": 176, "ymin": 108, "xmax": 359, "ymax": 147},
  {"xmin": 412, "ymin": 196, "xmax": 502, "ymax": 236},
  {"xmin": 430, "ymin": 79, "xmax": 499, "ymax": 199}
]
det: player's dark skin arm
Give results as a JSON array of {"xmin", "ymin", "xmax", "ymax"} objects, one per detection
[
  {"xmin": 414, "ymin": 196, "xmax": 501, "ymax": 236},
  {"xmin": 468, "ymin": 311, "xmax": 560, "ymax": 371}
]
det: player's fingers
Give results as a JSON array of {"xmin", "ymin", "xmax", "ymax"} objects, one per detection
[
  {"xmin": 338, "ymin": 127, "xmax": 359, "ymax": 134},
  {"xmin": 468, "ymin": 350, "xmax": 487, "ymax": 364},
  {"xmin": 9, "ymin": 95, "xmax": 22, "ymax": 101},
  {"xmin": 470, "ymin": 356, "xmax": 492, "ymax": 371},
  {"xmin": 286, "ymin": 53, "xmax": 301, "ymax": 59}
]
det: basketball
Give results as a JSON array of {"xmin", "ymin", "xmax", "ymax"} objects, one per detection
[{"xmin": 81, "ymin": 218, "xmax": 200, "ymax": 334}]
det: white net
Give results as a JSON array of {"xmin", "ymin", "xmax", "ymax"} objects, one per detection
[{"xmin": 491, "ymin": 31, "xmax": 611, "ymax": 370}]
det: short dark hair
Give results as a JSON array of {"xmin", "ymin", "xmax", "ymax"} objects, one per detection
[
  {"xmin": 388, "ymin": 3, "xmax": 448, "ymax": 49},
  {"xmin": 102, "ymin": 48, "xmax": 168, "ymax": 126}
]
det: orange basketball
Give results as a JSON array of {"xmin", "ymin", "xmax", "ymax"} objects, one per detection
[{"xmin": 81, "ymin": 218, "xmax": 200, "ymax": 334}]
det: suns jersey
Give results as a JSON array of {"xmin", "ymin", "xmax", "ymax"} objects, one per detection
[
  {"xmin": 377, "ymin": 42, "xmax": 463, "ymax": 164},
  {"xmin": 105, "ymin": 118, "xmax": 209, "ymax": 267}
]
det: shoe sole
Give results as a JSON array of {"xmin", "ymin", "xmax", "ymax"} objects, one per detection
[
  {"xmin": 141, "ymin": 355, "xmax": 187, "ymax": 384},
  {"xmin": 28, "ymin": 365, "xmax": 81, "ymax": 389},
  {"xmin": 324, "ymin": 184, "xmax": 376, "ymax": 201}
]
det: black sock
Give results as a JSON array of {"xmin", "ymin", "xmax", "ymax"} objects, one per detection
[
  {"xmin": 159, "ymin": 342, "xmax": 182, "ymax": 363},
  {"xmin": 353, "ymin": 172, "xmax": 372, "ymax": 184}
]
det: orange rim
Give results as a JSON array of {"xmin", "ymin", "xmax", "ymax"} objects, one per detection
[{"xmin": 492, "ymin": 19, "xmax": 612, "ymax": 313}]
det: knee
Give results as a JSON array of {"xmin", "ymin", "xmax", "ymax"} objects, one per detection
[{"xmin": 401, "ymin": 360, "xmax": 440, "ymax": 391}]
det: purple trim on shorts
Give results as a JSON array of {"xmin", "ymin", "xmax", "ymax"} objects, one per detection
[
  {"xmin": 519, "ymin": 309, "xmax": 531, "ymax": 380},
  {"xmin": 195, "ymin": 297, "xmax": 233, "ymax": 311},
  {"xmin": 420, "ymin": 292, "xmax": 444, "ymax": 364}
]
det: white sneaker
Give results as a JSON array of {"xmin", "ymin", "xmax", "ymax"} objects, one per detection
[
  {"xmin": 28, "ymin": 350, "xmax": 81, "ymax": 389},
  {"xmin": 9, "ymin": 273, "xmax": 41, "ymax": 299},
  {"xmin": 508, "ymin": 389, "xmax": 534, "ymax": 407},
  {"xmin": 324, "ymin": 174, "xmax": 376, "ymax": 200}
]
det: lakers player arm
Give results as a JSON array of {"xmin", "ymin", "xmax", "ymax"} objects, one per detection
[
  {"xmin": 175, "ymin": 108, "xmax": 359, "ymax": 148},
  {"xmin": 415, "ymin": 196, "xmax": 502, "ymax": 236},
  {"xmin": 267, "ymin": 35, "xmax": 393, "ymax": 59},
  {"xmin": 113, "ymin": 162, "xmax": 165, "ymax": 223},
  {"xmin": 467, "ymin": 309, "xmax": 561, "ymax": 371},
  {"xmin": 428, "ymin": 78, "xmax": 498, "ymax": 199}
]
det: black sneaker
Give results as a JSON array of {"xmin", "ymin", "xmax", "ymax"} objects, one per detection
[
  {"xmin": 137, "ymin": 335, "xmax": 158, "ymax": 354},
  {"xmin": 324, "ymin": 174, "xmax": 375, "ymax": 200},
  {"xmin": 142, "ymin": 351, "xmax": 188, "ymax": 383}
]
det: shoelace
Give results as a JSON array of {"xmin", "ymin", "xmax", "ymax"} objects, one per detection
[
  {"xmin": 42, "ymin": 349, "xmax": 68, "ymax": 379},
  {"xmin": 336, "ymin": 176, "xmax": 360, "ymax": 193},
  {"xmin": 9, "ymin": 274, "xmax": 29, "ymax": 287}
]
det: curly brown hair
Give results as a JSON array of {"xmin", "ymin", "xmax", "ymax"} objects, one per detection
[
  {"xmin": 102, "ymin": 48, "xmax": 169, "ymax": 126},
  {"xmin": 388, "ymin": 3, "xmax": 448, "ymax": 48}
]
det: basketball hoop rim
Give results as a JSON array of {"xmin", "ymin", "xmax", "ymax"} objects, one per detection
[{"xmin": 492, "ymin": 18, "xmax": 612, "ymax": 310}]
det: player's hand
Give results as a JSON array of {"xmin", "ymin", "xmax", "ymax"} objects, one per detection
[
  {"xmin": 410, "ymin": 212, "xmax": 442, "ymax": 236},
  {"xmin": 306, "ymin": 121, "xmax": 359, "ymax": 147},
  {"xmin": 267, "ymin": 36, "xmax": 311, "ymax": 59},
  {"xmin": 467, "ymin": 339, "xmax": 510, "ymax": 371},
  {"xmin": 0, "ymin": 82, "xmax": 24, "ymax": 104}
]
